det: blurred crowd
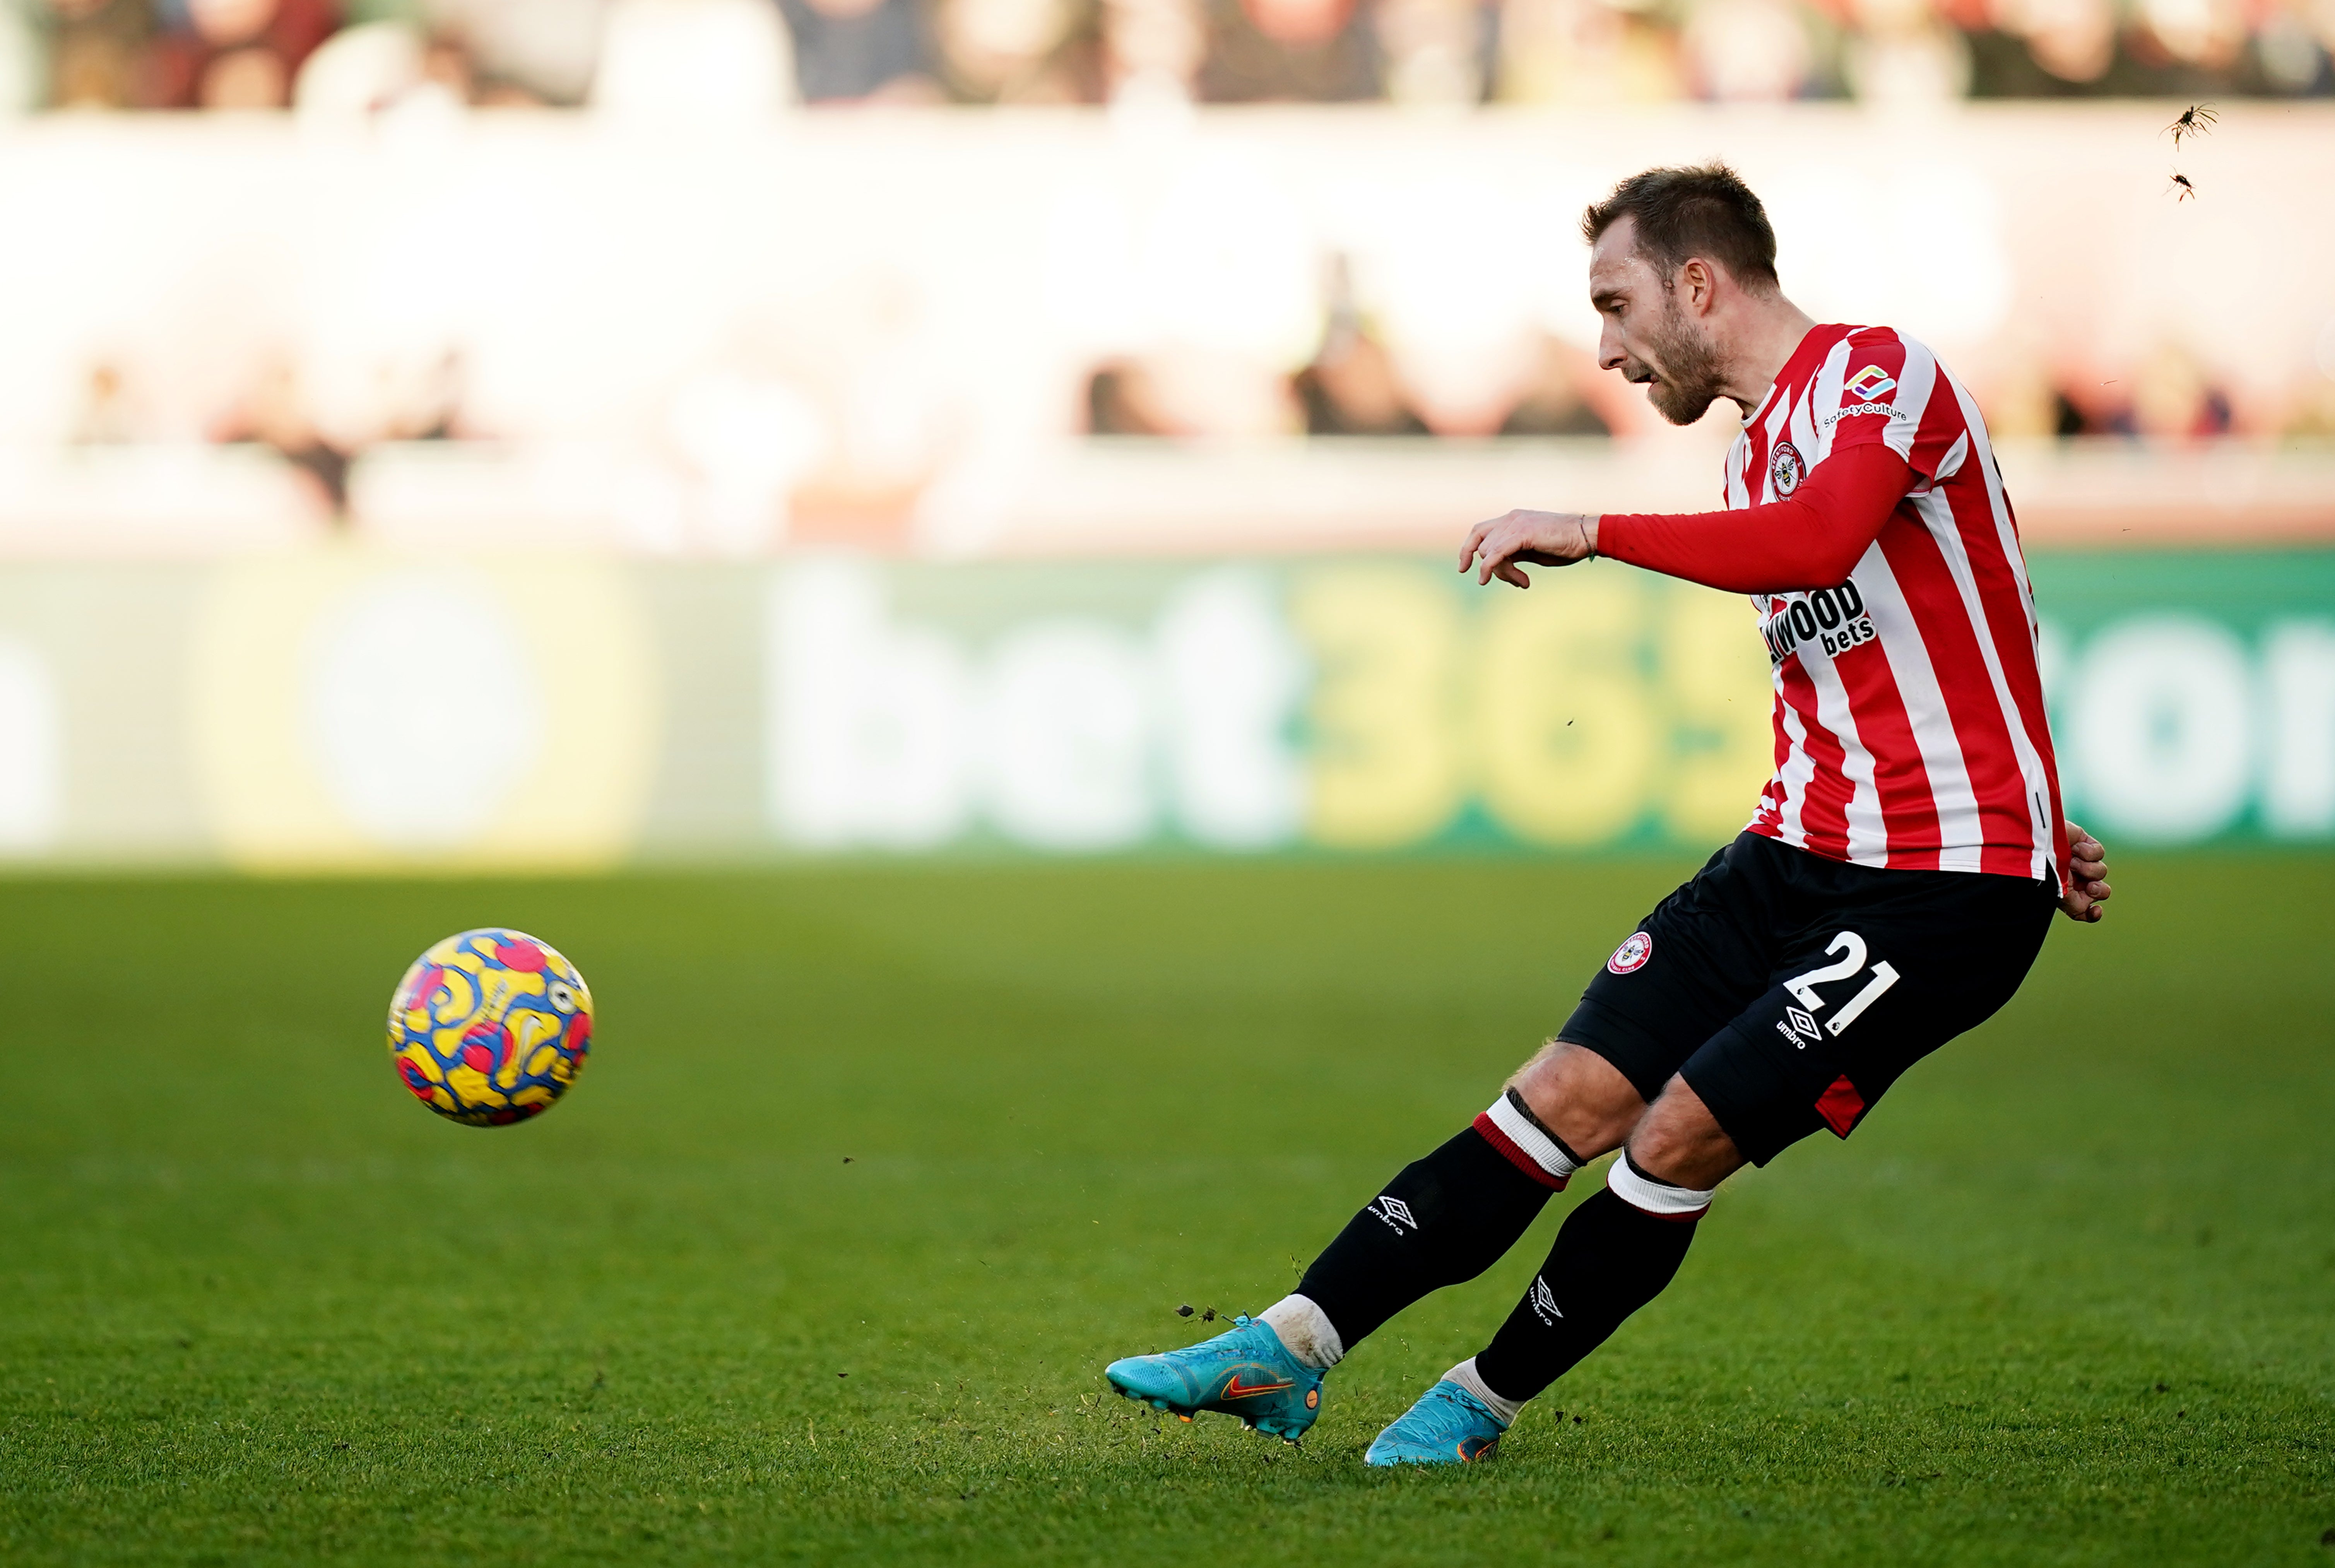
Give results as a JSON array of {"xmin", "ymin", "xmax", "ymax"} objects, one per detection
[
  {"xmin": 1086, "ymin": 278, "xmax": 2335, "ymax": 440},
  {"xmin": 6, "ymin": 0, "xmax": 2331, "ymax": 113}
]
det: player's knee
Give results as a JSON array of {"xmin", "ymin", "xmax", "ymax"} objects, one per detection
[
  {"xmin": 1622, "ymin": 1077, "xmax": 1740, "ymax": 1191},
  {"xmin": 1507, "ymin": 1040, "xmax": 1642, "ymax": 1159},
  {"xmin": 1620, "ymin": 1119, "xmax": 1688, "ymax": 1185}
]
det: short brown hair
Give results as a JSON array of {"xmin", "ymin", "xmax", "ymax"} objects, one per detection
[{"xmin": 1582, "ymin": 164, "xmax": 1780, "ymax": 292}]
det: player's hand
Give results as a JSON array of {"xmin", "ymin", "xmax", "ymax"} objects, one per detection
[
  {"xmin": 2060, "ymin": 820, "xmax": 2111, "ymax": 922},
  {"xmin": 1460, "ymin": 510, "xmax": 1599, "ymax": 588}
]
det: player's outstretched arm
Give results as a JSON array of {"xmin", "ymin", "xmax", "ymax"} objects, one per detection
[
  {"xmin": 1598, "ymin": 445, "xmax": 1910, "ymax": 594},
  {"xmin": 2061, "ymin": 821, "xmax": 2112, "ymax": 923},
  {"xmin": 1462, "ymin": 445, "xmax": 1912, "ymax": 595}
]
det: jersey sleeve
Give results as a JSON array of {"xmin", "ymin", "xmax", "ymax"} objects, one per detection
[
  {"xmin": 1596, "ymin": 443, "xmax": 1912, "ymax": 594},
  {"xmin": 1821, "ymin": 329, "xmax": 1962, "ymax": 481}
]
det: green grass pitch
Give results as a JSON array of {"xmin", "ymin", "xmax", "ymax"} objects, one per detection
[{"xmin": 2, "ymin": 855, "xmax": 2330, "ymax": 1565}]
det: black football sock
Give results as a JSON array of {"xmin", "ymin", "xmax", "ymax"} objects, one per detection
[
  {"xmin": 1471, "ymin": 1153, "xmax": 1709, "ymax": 1405},
  {"xmin": 1292, "ymin": 1090, "xmax": 1581, "ymax": 1351}
]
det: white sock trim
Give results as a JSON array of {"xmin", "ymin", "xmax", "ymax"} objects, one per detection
[
  {"xmin": 1443, "ymin": 1357, "xmax": 1522, "ymax": 1427},
  {"xmin": 1607, "ymin": 1151, "xmax": 1715, "ymax": 1218},
  {"xmin": 1259, "ymin": 1294, "xmax": 1344, "ymax": 1369},
  {"xmin": 1480, "ymin": 1089, "xmax": 1578, "ymax": 1186}
]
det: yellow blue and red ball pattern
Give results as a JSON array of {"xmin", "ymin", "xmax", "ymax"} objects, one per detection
[{"xmin": 387, "ymin": 928, "xmax": 592, "ymax": 1127}]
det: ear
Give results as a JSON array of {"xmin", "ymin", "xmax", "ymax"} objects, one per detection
[{"xmin": 1678, "ymin": 257, "xmax": 1719, "ymax": 317}]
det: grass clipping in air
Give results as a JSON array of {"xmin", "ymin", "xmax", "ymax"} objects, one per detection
[{"xmin": 1, "ymin": 858, "xmax": 2330, "ymax": 1565}]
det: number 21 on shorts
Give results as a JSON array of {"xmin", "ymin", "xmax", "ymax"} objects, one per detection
[{"xmin": 1784, "ymin": 932, "xmax": 1901, "ymax": 1037}]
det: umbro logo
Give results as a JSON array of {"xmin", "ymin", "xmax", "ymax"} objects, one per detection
[
  {"xmin": 1371, "ymin": 1196, "xmax": 1417, "ymax": 1231},
  {"xmin": 1786, "ymin": 1006, "xmax": 1820, "ymax": 1041},
  {"xmin": 1529, "ymin": 1275, "xmax": 1563, "ymax": 1325}
]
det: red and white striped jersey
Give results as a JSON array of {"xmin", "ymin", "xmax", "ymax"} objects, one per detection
[{"xmin": 1729, "ymin": 324, "xmax": 2068, "ymax": 886}]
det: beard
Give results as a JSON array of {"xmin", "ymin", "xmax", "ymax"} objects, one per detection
[{"xmin": 1632, "ymin": 299, "xmax": 1726, "ymax": 426}]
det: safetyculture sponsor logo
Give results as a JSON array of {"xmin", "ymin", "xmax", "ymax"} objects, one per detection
[
  {"xmin": 1371, "ymin": 1195, "xmax": 1418, "ymax": 1231},
  {"xmin": 1761, "ymin": 583, "xmax": 1878, "ymax": 667},
  {"xmin": 1845, "ymin": 365, "xmax": 1897, "ymax": 402},
  {"xmin": 1770, "ymin": 440, "xmax": 1806, "ymax": 497},
  {"xmin": 1607, "ymin": 931, "xmax": 1653, "ymax": 974},
  {"xmin": 1820, "ymin": 402, "xmax": 1905, "ymax": 428}
]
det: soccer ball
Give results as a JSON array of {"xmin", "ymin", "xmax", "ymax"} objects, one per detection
[{"xmin": 387, "ymin": 928, "xmax": 593, "ymax": 1126}]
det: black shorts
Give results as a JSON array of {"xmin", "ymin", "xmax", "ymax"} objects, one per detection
[{"xmin": 1560, "ymin": 832, "xmax": 2057, "ymax": 1166}]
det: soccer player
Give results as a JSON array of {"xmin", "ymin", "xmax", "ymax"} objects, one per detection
[{"xmin": 1102, "ymin": 164, "xmax": 2116, "ymax": 1465}]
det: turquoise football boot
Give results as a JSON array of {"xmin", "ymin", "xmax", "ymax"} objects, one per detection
[
  {"xmin": 1364, "ymin": 1380, "xmax": 1508, "ymax": 1466},
  {"xmin": 1104, "ymin": 1316, "xmax": 1324, "ymax": 1441}
]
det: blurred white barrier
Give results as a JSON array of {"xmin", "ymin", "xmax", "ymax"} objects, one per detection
[
  {"xmin": 347, "ymin": 441, "xmax": 683, "ymax": 552},
  {"xmin": 0, "ymin": 436, "xmax": 2324, "ymax": 561},
  {"xmin": 0, "ymin": 446, "xmax": 324, "ymax": 557},
  {"xmin": 978, "ymin": 438, "xmax": 2335, "ymax": 557}
]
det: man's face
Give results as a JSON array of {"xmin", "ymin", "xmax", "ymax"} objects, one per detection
[{"xmin": 1589, "ymin": 217, "xmax": 1725, "ymax": 427}]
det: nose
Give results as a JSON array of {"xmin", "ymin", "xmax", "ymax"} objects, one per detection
[{"xmin": 1597, "ymin": 320, "xmax": 1625, "ymax": 373}]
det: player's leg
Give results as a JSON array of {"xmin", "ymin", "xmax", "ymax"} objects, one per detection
[
  {"xmin": 1468, "ymin": 1080, "xmax": 1735, "ymax": 1400},
  {"xmin": 1370, "ymin": 857, "xmax": 2059, "ymax": 1464},
  {"xmin": 1104, "ymin": 838, "xmax": 1777, "ymax": 1441},
  {"xmin": 1261, "ymin": 837, "xmax": 1781, "ymax": 1373},
  {"xmin": 1362, "ymin": 1076, "xmax": 1735, "ymax": 1464},
  {"xmin": 1261, "ymin": 1041, "xmax": 1644, "ymax": 1366},
  {"xmin": 1100, "ymin": 1045, "xmax": 1642, "ymax": 1441}
]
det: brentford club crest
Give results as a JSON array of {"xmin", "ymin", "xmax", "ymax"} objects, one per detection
[
  {"xmin": 1770, "ymin": 440, "xmax": 1806, "ymax": 497},
  {"xmin": 1607, "ymin": 931, "xmax": 1653, "ymax": 975}
]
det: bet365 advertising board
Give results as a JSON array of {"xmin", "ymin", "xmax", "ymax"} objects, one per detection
[{"xmin": 0, "ymin": 549, "xmax": 2326, "ymax": 870}]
